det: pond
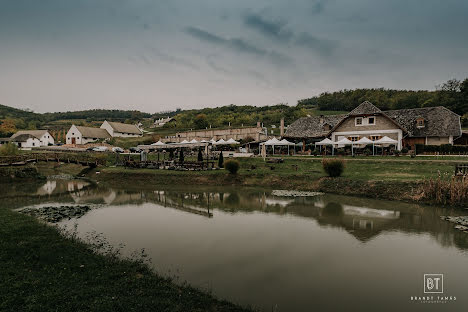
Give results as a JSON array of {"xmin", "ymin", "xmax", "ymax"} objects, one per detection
[{"xmin": 10, "ymin": 180, "xmax": 468, "ymax": 311}]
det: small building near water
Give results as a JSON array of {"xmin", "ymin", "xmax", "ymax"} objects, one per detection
[{"xmin": 284, "ymin": 101, "xmax": 461, "ymax": 150}]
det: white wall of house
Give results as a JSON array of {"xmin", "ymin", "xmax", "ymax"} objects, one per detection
[
  {"xmin": 100, "ymin": 121, "xmax": 115, "ymax": 137},
  {"xmin": 100, "ymin": 120, "xmax": 141, "ymax": 137},
  {"xmin": 38, "ymin": 132, "xmax": 55, "ymax": 146},
  {"xmin": 14, "ymin": 138, "xmax": 41, "ymax": 149},
  {"xmin": 66, "ymin": 125, "xmax": 84, "ymax": 145},
  {"xmin": 113, "ymin": 132, "xmax": 140, "ymax": 137}
]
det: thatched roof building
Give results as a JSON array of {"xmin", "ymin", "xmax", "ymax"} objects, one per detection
[
  {"xmin": 284, "ymin": 114, "xmax": 345, "ymax": 139},
  {"xmin": 285, "ymin": 101, "xmax": 461, "ymax": 143}
]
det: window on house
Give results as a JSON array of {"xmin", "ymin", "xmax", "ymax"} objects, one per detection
[
  {"xmin": 368, "ymin": 117, "xmax": 375, "ymax": 125},
  {"xmin": 348, "ymin": 136, "xmax": 360, "ymax": 142},
  {"xmin": 416, "ymin": 118, "xmax": 425, "ymax": 128},
  {"xmin": 323, "ymin": 124, "xmax": 331, "ymax": 131},
  {"xmin": 370, "ymin": 135, "xmax": 381, "ymax": 141},
  {"xmin": 355, "ymin": 117, "xmax": 363, "ymax": 126}
]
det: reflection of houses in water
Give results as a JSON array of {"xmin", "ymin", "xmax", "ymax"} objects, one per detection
[
  {"xmin": 36, "ymin": 181, "xmax": 57, "ymax": 195},
  {"xmin": 54, "ymin": 184, "xmax": 468, "ymax": 249},
  {"xmin": 67, "ymin": 181, "xmax": 88, "ymax": 192}
]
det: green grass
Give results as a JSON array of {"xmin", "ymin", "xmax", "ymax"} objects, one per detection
[
  {"xmin": 93, "ymin": 156, "xmax": 459, "ymax": 182},
  {"xmin": 0, "ymin": 198, "xmax": 251, "ymax": 312}
]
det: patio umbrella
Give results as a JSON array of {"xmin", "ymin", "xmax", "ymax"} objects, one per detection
[
  {"xmin": 151, "ymin": 140, "xmax": 165, "ymax": 146},
  {"xmin": 315, "ymin": 138, "xmax": 334, "ymax": 155},
  {"xmin": 334, "ymin": 137, "xmax": 354, "ymax": 156},
  {"xmin": 261, "ymin": 143, "xmax": 267, "ymax": 160},
  {"xmin": 375, "ymin": 136, "xmax": 398, "ymax": 155},
  {"xmin": 214, "ymin": 139, "xmax": 227, "ymax": 145},
  {"xmin": 280, "ymin": 139, "xmax": 294, "ymax": 154},
  {"xmin": 355, "ymin": 137, "xmax": 375, "ymax": 155},
  {"xmin": 226, "ymin": 138, "xmax": 240, "ymax": 144},
  {"xmin": 189, "ymin": 139, "xmax": 198, "ymax": 144}
]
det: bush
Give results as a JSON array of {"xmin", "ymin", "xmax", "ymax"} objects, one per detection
[
  {"xmin": 322, "ymin": 158, "xmax": 345, "ymax": 177},
  {"xmin": 0, "ymin": 143, "xmax": 19, "ymax": 156},
  {"xmin": 218, "ymin": 152, "xmax": 224, "ymax": 168},
  {"xmin": 401, "ymin": 147, "xmax": 408, "ymax": 154},
  {"xmin": 224, "ymin": 159, "xmax": 240, "ymax": 174}
]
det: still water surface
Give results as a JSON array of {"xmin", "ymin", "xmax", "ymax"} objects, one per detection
[{"xmin": 12, "ymin": 180, "xmax": 468, "ymax": 311}]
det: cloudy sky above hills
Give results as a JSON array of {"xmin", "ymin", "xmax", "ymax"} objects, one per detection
[{"xmin": 1, "ymin": 0, "xmax": 467, "ymax": 113}]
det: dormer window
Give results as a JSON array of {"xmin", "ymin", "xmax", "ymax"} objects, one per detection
[
  {"xmin": 322, "ymin": 123, "xmax": 331, "ymax": 131},
  {"xmin": 416, "ymin": 118, "xmax": 425, "ymax": 128}
]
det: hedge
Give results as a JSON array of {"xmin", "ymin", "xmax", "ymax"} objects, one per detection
[{"xmin": 415, "ymin": 144, "xmax": 468, "ymax": 155}]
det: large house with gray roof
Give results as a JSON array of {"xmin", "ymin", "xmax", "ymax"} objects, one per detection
[
  {"xmin": 66, "ymin": 121, "xmax": 141, "ymax": 145},
  {"xmin": 284, "ymin": 101, "xmax": 462, "ymax": 150}
]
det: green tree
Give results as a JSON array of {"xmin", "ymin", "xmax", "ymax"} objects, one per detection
[
  {"xmin": 194, "ymin": 114, "xmax": 209, "ymax": 129},
  {"xmin": 218, "ymin": 152, "xmax": 224, "ymax": 168}
]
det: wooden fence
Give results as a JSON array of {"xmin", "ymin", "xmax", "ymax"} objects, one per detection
[{"xmin": 0, "ymin": 153, "xmax": 106, "ymax": 167}]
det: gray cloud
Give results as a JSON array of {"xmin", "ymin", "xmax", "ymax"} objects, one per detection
[
  {"xmin": 185, "ymin": 27, "xmax": 225, "ymax": 44},
  {"xmin": 0, "ymin": 0, "xmax": 467, "ymax": 113},
  {"xmin": 184, "ymin": 26, "xmax": 293, "ymax": 65},
  {"xmin": 242, "ymin": 11, "xmax": 337, "ymax": 56},
  {"xmin": 243, "ymin": 13, "xmax": 292, "ymax": 41},
  {"xmin": 295, "ymin": 32, "xmax": 337, "ymax": 56}
]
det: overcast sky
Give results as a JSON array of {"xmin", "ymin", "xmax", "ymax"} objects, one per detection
[{"xmin": 1, "ymin": 0, "xmax": 467, "ymax": 113}]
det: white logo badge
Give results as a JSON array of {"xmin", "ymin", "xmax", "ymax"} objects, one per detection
[{"xmin": 424, "ymin": 274, "xmax": 443, "ymax": 294}]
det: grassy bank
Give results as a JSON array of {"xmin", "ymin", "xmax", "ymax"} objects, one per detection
[
  {"xmin": 0, "ymin": 198, "xmax": 251, "ymax": 312},
  {"xmin": 80, "ymin": 156, "xmax": 465, "ymax": 205}
]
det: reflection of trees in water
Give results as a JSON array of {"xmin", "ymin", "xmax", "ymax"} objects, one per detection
[
  {"xmin": 224, "ymin": 193, "xmax": 240, "ymax": 206},
  {"xmin": 322, "ymin": 202, "xmax": 343, "ymax": 216}
]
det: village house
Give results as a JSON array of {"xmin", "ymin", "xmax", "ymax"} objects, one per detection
[
  {"xmin": 10, "ymin": 130, "xmax": 55, "ymax": 147},
  {"xmin": 66, "ymin": 125, "xmax": 111, "ymax": 145},
  {"xmin": 100, "ymin": 120, "xmax": 142, "ymax": 137},
  {"xmin": 153, "ymin": 117, "xmax": 175, "ymax": 128},
  {"xmin": 9, "ymin": 134, "xmax": 41, "ymax": 149},
  {"xmin": 284, "ymin": 101, "xmax": 462, "ymax": 150}
]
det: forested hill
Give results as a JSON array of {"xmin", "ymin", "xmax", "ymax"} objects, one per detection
[
  {"xmin": 298, "ymin": 78, "xmax": 468, "ymax": 115},
  {"xmin": 0, "ymin": 105, "xmax": 151, "ymax": 136},
  {"xmin": 160, "ymin": 78, "xmax": 468, "ymax": 130},
  {"xmin": 1, "ymin": 77, "xmax": 467, "ymax": 137}
]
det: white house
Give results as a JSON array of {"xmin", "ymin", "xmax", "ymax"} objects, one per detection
[
  {"xmin": 66, "ymin": 125, "xmax": 111, "ymax": 145},
  {"xmin": 10, "ymin": 130, "xmax": 55, "ymax": 146},
  {"xmin": 153, "ymin": 117, "xmax": 174, "ymax": 128},
  {"xmin": 10, "ymin": 134, "xmax": 41, "ymax": 149},
  {"xmin": 100, "ymin": 120, "xmax": 142, "ymax": 137}
]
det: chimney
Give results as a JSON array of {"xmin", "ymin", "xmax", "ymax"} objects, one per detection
[
  {"xmin": 280, "ymin": 118, "xmax": 285, "ymax": 137},
  {"xmin": 257, "ymin": 121, "xmax": 261, "ymax": 128},
  {"xmin": 319, "ymin": 115, "xmax": 324, "ymax": 124}
]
